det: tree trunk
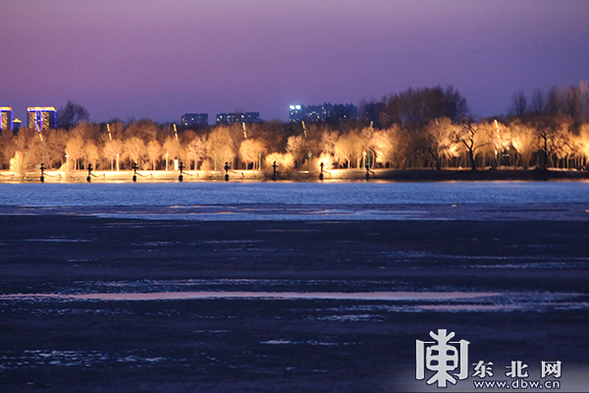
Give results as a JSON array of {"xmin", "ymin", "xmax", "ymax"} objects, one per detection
[{"xmin": 469, "ymin": 149, "xmax": 476, "ymax": 170}]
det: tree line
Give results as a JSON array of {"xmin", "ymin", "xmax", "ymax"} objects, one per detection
[{"xmin": 2, "ymin": 84, "xmax": 589, "ymax": 174}]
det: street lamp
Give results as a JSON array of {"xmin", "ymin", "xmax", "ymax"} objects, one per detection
[
  {"xmin": 132, "ymin": 162, "xmax": 138, "ymax": 182},
  {"xmin": 224, "ymin": 162, "xmax": 230, "ymax": 181},
  {"xmin": 178, "ymin": 161, "xmax": 184, "ymax": 182},
  {"xmin": 86, "ymin": 164, "xmax": 93, "ymax": 183}
]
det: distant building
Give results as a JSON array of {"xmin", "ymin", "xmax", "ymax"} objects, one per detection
[
  {"xmin": 304, "ymin": 104, "xmax": 329, "ymax": 122},
  {"xmin": 0, "ymin": 107, "xmax": 13, "ymax": 131},
  {"xmin": 359, "ymin": 101, "xmax": 385, "ymax": 128},
  {"xmin": 330, "ymin": 103, "xmax": 357, "ymax": 123},
  {"xmin": 289, "ymin": 105, "xmax": 304, "ymax": 123},
  {"xmin": 27, "ymin": 107, "xmax": 56, "ymax": 130},
  {"xmin": 216, "ymin": 112, "xmax": 261, "ymax": 125},
  {"xmin": 288, "ymin": 103, "xmax": 357, "ymax": 124},
  {"xmin": 181, "ymin": 113, "xmax": 208, "ymax": 127}
]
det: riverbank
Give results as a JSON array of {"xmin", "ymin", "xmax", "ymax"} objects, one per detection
[
  {"xmin": 1, "ymin": 167, "xmax": 588, "ymax": 183},
  {"xmin": 1, "ymin": 214, "xmax": 589, "ymax": 392}
]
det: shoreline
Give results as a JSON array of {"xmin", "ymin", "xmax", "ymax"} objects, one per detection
[{"xmin": 1, "ymin": 168, "xmax": 588, "ymax": 183}]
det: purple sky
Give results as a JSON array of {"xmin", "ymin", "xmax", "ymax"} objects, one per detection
[{"xmin": 2, "ymin": 0, "xmax": 588, "ymax": 124}]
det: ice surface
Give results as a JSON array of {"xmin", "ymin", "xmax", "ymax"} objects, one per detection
[{"xmin": 1, "ymin": 181, "xmax": 588, "ymax": 221}]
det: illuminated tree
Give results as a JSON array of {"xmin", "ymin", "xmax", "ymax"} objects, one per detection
[
  {"xmin": 108, "ymin": 120, "xmax": 126, "ymax": 140},
  {"xmin": 45, "ymin": 129, "xmax": 68, "ymax": 169},
  {"xmin": 455, "ymin": 119, "xmax": 490, "ymax": 170},
  {"xmin": 186, "ymin": 135, "xmax": 207, "ymax": 170},
  {"xmin": 125, "ymin": 119, "xmax": 159, "ymax": 141},
  {"xmin": 549, "ymin": 119, "xmax": 574, "ymax": 168},
  {"xmin": 265, "ymin": 152, "xmax": 295, "ymax": 170},
  {"xmin": 532, "ymin": 117, "xmax": 571, "ymax": 169},
  {"xmin": 162, "ymin": 136, "xmax": 180, "ymax": 170},
  {"xmin": 69, "ymin": 122, "xmax": 94, "ymax": 140},
  {"xmin": 422, "ymin": 118, "xmax": 460, "ymax": 169},
  {"xmin": 509, "ymin": 121, "xmax": 536, "ymax": 168},
  {"xmin": 83, "ymin": 141, "xmax": 100, "ymax": 170},
  {"xmin": 320, "ymin": 130, "xmax": 338, "ymax": 157},
  {"xmin": 491, "ymin": 120, "xmax": 512, "ymax": 167},
  {"xmin": 0, "ymin": 130, "xmax": 15, "ymax": 169},
  {"xmin": 2, "ymin": 128, "xmax": 28, "ymax": 171},
  {"xmin": 476, "ymin": 121, "xmax": 506, "ymax": 168},
  {"xmin": 123, "ymin": 136, "xmax": 146, "ymax": 168},
  {"xmin": 103, "ymin": 139, "xmax": 123, "ymax": 171},
  {"xmin": 239, "ymin": 138, "xmax": 267, "ymax": 169},
  {"xmin": 286, "ymin": 135, "xmax": 306, "ymax": 168},
  {"xmin": 16, "ymin": 127, "xmax": 43, "ymax": 171},
  {"xmin": 334, "ymin": 132, "xmax": 363, "ymax": 169},
  {"xmin": 371, "ymin": 128, "xmax": 397, "ymax": 168},
  {"xmin": 207, "ymin": 127, "xmax": 235, "ymax": 171},
  {"xmin": 9, "ymin": 151, "xmax": 25, "ymax": 174},
  {"xmin": 146, "ymin": 140, "xmax": 162, "ymax": 170},
  {"xmin": 65, "ymin": 135, "xmax": 85, "ymax": 170},
  {"xmin": 359, "ymin": 127, "xmax": 374, "ymax": 166},
  {"xmin": 553, "ymin": 128, "xmax": 574, "ymax": 168},
  {"xmin": 574, "ymin": 123, "xmax": 589, "ymax": 168}
]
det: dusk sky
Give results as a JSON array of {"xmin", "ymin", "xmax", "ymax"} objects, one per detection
[{"xmin": 2, "ymin": 0, "xmax": 588, "ymax": 124}]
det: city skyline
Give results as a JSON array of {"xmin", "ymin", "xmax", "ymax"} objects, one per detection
[{"xmin": 1, "ymin": 0, "xmax": 588, "ymax": 124}]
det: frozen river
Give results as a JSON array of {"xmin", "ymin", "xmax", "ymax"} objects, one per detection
[
  {"xmin": 1, "ymin": 181, "xmax": 589, "ymax": 220},
  {"xmin": 2, "ymin": 181, "xmax": 589, "ymax": 206},
  {"xmin": 2, "ymin": 182, "xmax": 589, "ymax": 392}
]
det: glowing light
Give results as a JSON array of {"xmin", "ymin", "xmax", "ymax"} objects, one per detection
[
  {"xmin": 27, "ymin": 107, "xmax": 56, "ymax": 111},
  {"xmin": 289, "ymin": 105, "xmax": 295, "ymax": 110},
  {"xmin": 296, "ymin": 105, "xmax": 301, "ymax": 110}
]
